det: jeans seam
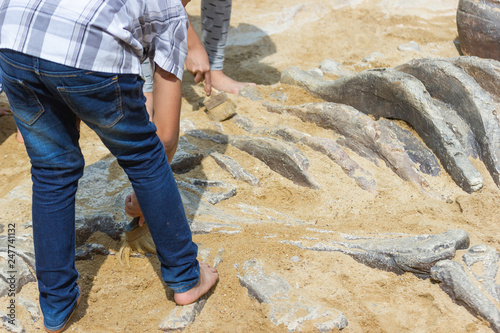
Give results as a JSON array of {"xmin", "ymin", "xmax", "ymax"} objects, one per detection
[
  {"xmin": 0, "ymin": 53, "xmax": 83, "ymax": 78},
  {"xmin": 111, "ymin": 76, "xmax": 123, "ymax": 128},
  {"xmin": 0, "ymin": 53, "xmax": 37, "ymax": 74}
]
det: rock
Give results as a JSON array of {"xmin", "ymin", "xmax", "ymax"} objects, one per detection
[
  {"xmin": 238, "ymin": 85, "xmax": 264, "ymax": 101},
  {"xmin": 75, "ymin": 213, "xmax": 124, "ymax": 246},
  {"xmin": 230, "ymin": 114, "xmax": 255, "ymax": 132},
  {"xmin": 210, "ymin": 152, "xmax": 260, "ymax": 186},
  {"xmin": 159, "ymin": 297, "xmax": 208, "ymax": 331},
  {"xmin": 170, "ymin": 137, "xmax": 204, "ymax": 174},
  {"xmin": 266, "ymin": 102, "xmax": 435, "ymax": 196},
  {"xmin": 319, "ymin": 59, "xmax": 354, "ymax": 77},
  {"xmin": 186, "ymin": 129, "xmax": 229, "ymax": 145},
  {"xmin": 75, "ymin": 157, "xmax": 130, "ymax": 224},
  {"xmin": 462, "ymin": 245, "xmax": 500, "ymax": 303},
  {"xmin": 396, "ymin": 57, "xmax": 500, "ymax": 188},
  {"xmin": 269, "ymin": 91, "xmax": 288, "ymax": 103},
  {"xmin": 285, "ymin": 229, "xmax": 470, "ymax": 278},
  {"xmin": 281, "ymin": 65, "xmax": 483, "ymax": 193},
  {"xmin": 431, "ymin": 260, "xmax": 500, "ymax": 332},
  {"xmin": 238, "ymin": 259, "xmax": 348, "ymax": 331},
  {"xmin": 238, "ymin": 259, "xmax": 292, "ymax": 303},
  {"xmin": 267, "ymin": 125, "xmax": 377, "ymax": 192},
  {"xmin": 0, "ymin": 235, "xmax": 36, "ymax": 297},
  {"xmin": 18, "ymin": 296, "xmax": 40, "ymax": 322},
  {"xmin": 398, "ymin": 41, "xmax": 420, "ymax": 52},
  {"xmin": 362, "ymin": 52, "xmax": 385, "ymax": 63},
  {"xmin": 0, "ymin": 313, "xmax": 25, "ymax": 333},
  {"xmin": 451, "ymin": 56, "xmax": 500, "ymax": 120},
  {"xmin": 75, "ymin": 243, "xmax": 110, "ymax": 260},
  {"xmin": 229, "ymin": 135, "xmax": 321, "ymax": 189},
  {"xmin": 377, "ymin": 118, "xmax": 441, "ymax": 176},
  {"xmin": 457, "ymin": 0, "xmax": 500, "ymax": 61},
  {"xmin": 179, "ymin": 119, "xmax": 196, "ymax": 132},
  {"xmin": 178, "ymin": 178, "xmax": 237, "ymax": 205}
]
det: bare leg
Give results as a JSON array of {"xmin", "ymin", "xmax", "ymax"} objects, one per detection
[
  {"xmin": 144, "ymin": 91, "xmax": 154, "ymax": 121},
  {"xmin": 174, "ymin": 262, "xmax": 219, "ymax": 305},
  {"xmin": 16, "ymin": 127, "xmax": 24, "ymax": 143}
]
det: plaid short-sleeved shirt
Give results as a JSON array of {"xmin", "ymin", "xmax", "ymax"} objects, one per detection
[{"xmin": 0, "ymin": 0, "xmax": 188, "ymax": 80}]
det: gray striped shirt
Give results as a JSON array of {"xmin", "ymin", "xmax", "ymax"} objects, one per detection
[{"xmin": 0, "ymin": 0, "xmax": 188, "ymax": 80}]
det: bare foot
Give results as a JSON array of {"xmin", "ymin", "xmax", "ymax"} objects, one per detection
[
  {"xmin": 16, "ymin": 128, "xmax": 24, "ymax": 143},
  {"xmin": 211, "ymin": 70, "xmax": 255, "ymax": 95},
  {"xmin": 174, "ymin": 262, "xmax": 219, "ymax": 305}
]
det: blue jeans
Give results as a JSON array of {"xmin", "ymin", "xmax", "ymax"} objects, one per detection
[{"xmin": 0, "ymin": 49, "xmax": 199, "ymax": 330}]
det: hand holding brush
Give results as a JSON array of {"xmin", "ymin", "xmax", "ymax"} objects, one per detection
[{"xmin": 118, "ymin": 192, "xmax": 156, "ymax": 266}]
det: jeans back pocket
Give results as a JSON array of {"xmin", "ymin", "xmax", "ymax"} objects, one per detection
[
  {"xmin": 1, "ymin": 71, "xmax": 44, "ymax": 125},
  {"xmin": 58, "ymin": 75, "xmax": 123, "ymax": 128}
]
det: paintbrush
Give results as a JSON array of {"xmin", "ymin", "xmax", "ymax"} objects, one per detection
[
  {"xmin": 202, "ymin": 89, "xmax": 236, "ymax": 122},
  {"xmin": 118, "ymin": 217, "xmax": 156, "ymax": 267}
]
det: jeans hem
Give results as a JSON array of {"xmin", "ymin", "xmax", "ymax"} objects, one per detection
[
  {"xmin": 43, "ymin": 287, "xmax": 80, "ymax": 331},
  {"xmin": 170, "ymin": 277, "xmax": 199, "ymax": 293}
]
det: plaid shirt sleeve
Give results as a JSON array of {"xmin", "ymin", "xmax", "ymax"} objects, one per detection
[{"xmin": 0, "ymin": 0, "xmax": 188, "ymax": 79}]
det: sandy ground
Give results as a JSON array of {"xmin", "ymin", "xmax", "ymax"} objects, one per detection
[{"xmin": 1, "ymin": 0, "xmax": 499, "ymax": 332}]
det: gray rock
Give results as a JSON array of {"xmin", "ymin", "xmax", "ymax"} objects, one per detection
[
  {"xmin": 398, "ymin": 41, "xmax": 420, "ymax": 52},
  {"xmin": 281, "ymin": 65, "xmax": 483, "ymax": 193},
  {"xmin": 285, "ymin": 229, "xmax": 470, "ymax": 277},
  {"xmin": 362, "ymin": 52, "xmax": 385, "ymax": 63},
  {"xmin": 229, "ymin": 135, "xmax": 321, "ymax": 189},
  {"xmin": 238, "ymin": 85, "xmax": 264, "ymax": 101},
  {"xmin": 431, "ymin": 260, "xmax": 500, "ymax": 333},
  {"xmin": 396, "ymin": 58, "xmax": 500, "ymax": 188},
  {"xmin": 186, "ymin": 129, "xmax": 229, "ymax": 145},
  {"xmin": 75, "ymin": 243, "xmax": 110, "ymax": 261},
  {"xmin": 179, "ymin": 119, "xmax": 196, "ymax": 132},
  {"xmin": 451, "ymin": 56, "xmax": 500, "ymax": 101},
  {"xmin": 378, "ymin": 118, "xmax": 441, "ymax": 176},
  {"xmin": 315, "ymin": 315, "xmax": 349, "ymax": 332},
  {"xmin": 269, "ymin": 91, "xmax": 288, "ymax": 103},
  {"xmin": 210, "ymin": 152, "xmax": 260, "ymax": 186},
  {"xmin": 463, "ymin": 245, "xmax": 500, "ymax": 303},
  {"xmin": 266, "ymin": 102, "xmax": 436, "ymax": 196},
  {"xmin": 75, "ymin": 213, "xmax": 124, "ymax": 246},
  {"xmin": 238, "ymin": 259, "xmax": 348, "ymax": 331},
  {"xmin": 75, "ymin": 157, "xmax": 130, "ymax": 224},
  {"xmin": 457, "ymin": 0, "xmax": 500, "ymax": 61},
  {"xmin": 0, "ymin": 235, "xmax": 36, "ymax": 297},
  {"xmin": 0, "ymin": 313, "xmax": 25, "ymax": 333},
  {"xmin": 159, "ymin": 296, "xmax": 208, "ymax": 331},
  {"xmin": 230, "ymin": 114, "xmax": 255, "ymax": 132},
  {"xmin": 238, "ymin": 259, "xmax": 291, "ymax": 303},
  {"xmin": 319, "ymin": 59, "xmax": 354, "ymax": 77},
  {"xmin": 170, "ymin": 136, "xmax": 204, "ymax": 174},
  {"xmin": 18, "ymin": 296, "xmax": 40, "ymax": 322},
  {"xmin": 178, "ymin": 178, "xmax": 237, "ymax": 205},
  {"xmin": 267, "ymin": 125, "xmax": 377, "ymax": 192}
]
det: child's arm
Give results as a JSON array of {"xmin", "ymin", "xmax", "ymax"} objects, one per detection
[
  {"xmin": 152, "ymin": 65, "xmax": 182, "ymax": 163},
  {"xmin": 185, "ymin": 19, "xmax": 212, "ymax": 96}
]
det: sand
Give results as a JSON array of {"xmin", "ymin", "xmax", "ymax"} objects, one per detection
[{"xmin": 1, "ymin": 0, "xmax": 499, "ymax": 332}]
